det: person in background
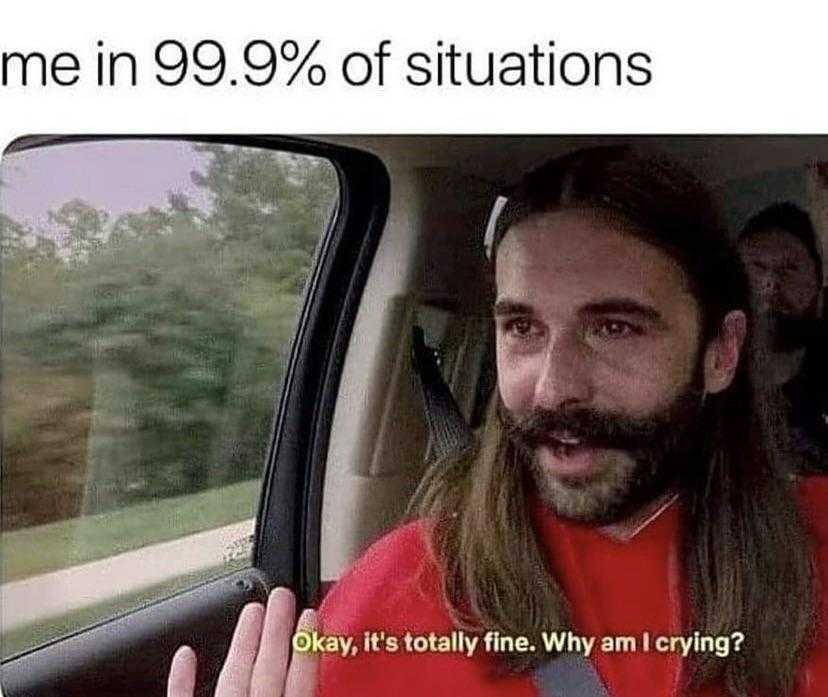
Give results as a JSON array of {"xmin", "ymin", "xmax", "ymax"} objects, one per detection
[{"xmin": 738, "ymin": 202, "xmax": 828, "ymax": 473}]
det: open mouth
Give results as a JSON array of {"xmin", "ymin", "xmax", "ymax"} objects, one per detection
[{"xmin": 546, "ymin": 431, "xmax": 588, "ymax": 458}]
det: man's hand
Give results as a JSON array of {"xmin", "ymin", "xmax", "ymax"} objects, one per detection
[{"xmin": 167, "ymin": 587, "xmax": 319, "ymax": 697}]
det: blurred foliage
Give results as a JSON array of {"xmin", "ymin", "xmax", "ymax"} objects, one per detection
[{"xmin": 2, "ymin": 144, "xmax": 338, "ymax": 526}]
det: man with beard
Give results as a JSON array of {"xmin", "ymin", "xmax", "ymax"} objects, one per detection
[
  {"xmin": 737, "ymin": 203, "xmax": 828, "ymax": 473},
  {"xmin": 167, "ymin": 148, "xmax": 828, "ymax": 697}
]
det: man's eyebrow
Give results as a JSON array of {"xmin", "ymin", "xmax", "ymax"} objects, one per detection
[
  {"xmin": 493, "ymin": 299, "xmax": 534, "ymax": 317},
  {"xmin": 579, "ymin": 298, "xmax": 666, "ymax": 325},
  {"xmin": 493, "ymin": 297, "xmax": 668, "ymax": 326}
]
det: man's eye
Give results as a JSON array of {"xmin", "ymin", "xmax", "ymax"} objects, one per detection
[
  {"xmin": 589, "ymin": 319, "xmax": 640, "ymax": 339},
  {"xmin": 503, "ymin": 318, "xmax": 536, "ymax": 338}
]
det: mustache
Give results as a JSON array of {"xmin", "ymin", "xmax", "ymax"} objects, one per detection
[
  {"xmin": 498, "ymin": 392, "xmax": 704, "ymax": 453},
  {"xmin": 770, "ymin": 312, "xmax": 820, "ymax": 337}
]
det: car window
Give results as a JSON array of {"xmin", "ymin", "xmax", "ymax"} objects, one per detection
[{"xmin": 0, "ymin": 139, "xmax": 339, "ymax": 657}]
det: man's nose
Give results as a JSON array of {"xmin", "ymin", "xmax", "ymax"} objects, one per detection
[
  {"xmin": 532, "ymin": 332, "xmax": 594, "ymax": 410},
  {"xmin": 755, "ymin": 269, "xmax": 780, "ymax": 300}
]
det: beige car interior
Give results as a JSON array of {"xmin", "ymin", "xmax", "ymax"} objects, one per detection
[{"xmin": 317, "ymin": 136, "xmax": 828, "ymax": 581}]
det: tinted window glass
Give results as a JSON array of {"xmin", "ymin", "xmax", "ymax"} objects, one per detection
[{"xmin": 0, "ymin": 140, "xmax": 339, "ymax": 656}]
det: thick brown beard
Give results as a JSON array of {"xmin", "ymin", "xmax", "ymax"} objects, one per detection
[{"xmin": 498, "ymin": 386, "xmax": 705, "ymax": 524}]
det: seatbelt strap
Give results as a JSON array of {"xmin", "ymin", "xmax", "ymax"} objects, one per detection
[
  {"xmin": 410, "ymin": 325, "xmax": 476, "ymax": 459},
  {"xmin": 532, "ymin": 654, "xmax": 611, "ymax": 697},
  {"xmin": 411, "ymin": 325, "xmax": 610, "ymax": 697}
]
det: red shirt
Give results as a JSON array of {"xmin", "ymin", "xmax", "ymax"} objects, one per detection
[{"xmin": 318, "ymin": 478, "xmax": 828, "ymax": 695}]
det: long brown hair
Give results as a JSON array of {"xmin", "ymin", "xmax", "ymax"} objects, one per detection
[{"xmin": 411, "ymin": 146, "xmax": 816, "ymax": 697}]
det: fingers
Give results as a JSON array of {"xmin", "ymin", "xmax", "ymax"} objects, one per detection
[
  {"xmin": 249, "ymin": 588, "xmax": 297, "ymax": 697},
  {"xmin": 167, "ymin": 645, "xmax": 197, "ymax": 697},
  {"xmin": 214, "ymin": 602, "xmax": 266, "ymax": 697},
  {"xmin": 183, "ymin": 588, "xmax": 311, "ymax": 697},
  {"xmin": 283, "ymin": 608, "xmax": 320, "ymax": 697}
]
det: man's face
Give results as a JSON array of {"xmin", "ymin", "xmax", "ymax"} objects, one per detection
[
  {"xmin": 494, "ymin": 209, "xmax": 706, "ymax": 523},
  {"xmin": 738, "ymin": 228, "xmax": 820, "ymax": 321}
]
